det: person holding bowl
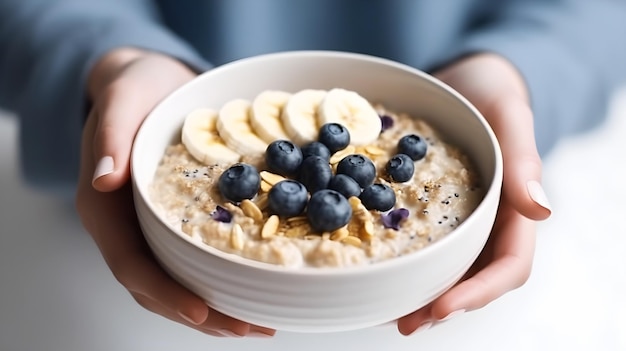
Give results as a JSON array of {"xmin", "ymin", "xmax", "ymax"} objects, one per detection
[{"xmin": 1, "ymin": 0, "xmax": 625, "ymax": 337}]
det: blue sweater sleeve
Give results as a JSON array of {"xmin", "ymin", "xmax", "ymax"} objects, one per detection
[
  {"xmin": 447, "ymin": 0, "xmax": 626, "ymax": 155},
  {"xmin": 0, "ymin": 0, "xmax": 210, "ymax": 194}
]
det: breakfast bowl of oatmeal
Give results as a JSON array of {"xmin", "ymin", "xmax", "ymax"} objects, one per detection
[{"xmin": 131, "ymin": 51, "xmax": 503, "ymax": 333}]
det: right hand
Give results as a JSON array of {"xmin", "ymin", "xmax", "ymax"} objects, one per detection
[
  {"xmin": 397, "ymin": 53, "xmax": 551, "ymax": 335},
  {"xmin": 75, "ymin": 48, "xmax": 276, "ymax": 338}
]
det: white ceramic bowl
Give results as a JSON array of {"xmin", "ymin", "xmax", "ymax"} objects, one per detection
[{"xmin": 131, "ymin": 51, "xmax": 503, "ymax": 333}]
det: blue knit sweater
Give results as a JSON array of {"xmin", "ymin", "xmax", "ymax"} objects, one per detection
[{"xmin": 1, "ymin": 0, "xmax": 625, "ymax": 193}]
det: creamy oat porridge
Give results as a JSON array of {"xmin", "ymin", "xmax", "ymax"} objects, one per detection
[{"xmin": 150, "ymin": 88, "xmax": 483, "ymax": 268}]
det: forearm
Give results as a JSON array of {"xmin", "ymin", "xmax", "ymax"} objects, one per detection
[
  {"xmin": 447, "ymin": 0, "xmax": 626, "ymax": 155},
  {"xmin": 0, "ymin": 0, "xmax": 210, "ymax": 191}
]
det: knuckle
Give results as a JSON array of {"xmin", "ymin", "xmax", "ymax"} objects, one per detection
[
  {"xmin": 108, "ymin": 259, "xmax": 133, "ymax": 288},
  {"xmin": 132, "ymin": 293, "xmax": 154, "ymax": 312},
  {"xmin": 511, "ymin": 262, "xmax": 533, "ymax": 289}
]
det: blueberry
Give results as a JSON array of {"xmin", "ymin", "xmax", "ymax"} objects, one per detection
[
  {"xmin": 301, "ymin": 141, "xmax": 331, "ymax": 162},
  {"xmin": 360, "ymin": 183, "xmax": 396, "ymax": 211},
  {"xmin": 318, "ymin": 123, "xmax": 350, "ymax": 153},
  {"xmin": 328, "ymin": 174, "xmax": 361, "ymax": 199},
  {"xmin": 307, "ymin": 190, "xmax": 353, "ymax": 232},
  {"xmin": 210, "ymin": 205, "xmax": 233, "ymax": 223},
  {"xmin": 297, "ymin": 156, "xmax": 332, "ymax": 193},
  {"xmin": 268, "ymin": 180, "xmax": 308, "ymax": 217},
  {"xmin": 398, "ymin": 134, "xmax": 428, "ymax": 161},
  {"xmin": 218, "ymin": 163, "xmax": 260, "ymax": 203},
  {"xmin": 336, "ymin": 154, "xmax": 376, "ymax": 188},
  {"xmin": 386, "ymin": 154, "xmax": 415, "ymax": 182},
  {"xmin": 265, "ymin": 140, "xmax": 303, "ymax": 176},
  {"xmin": 379, "ymin": 114, "xmax": 394, "ymax": 132}
]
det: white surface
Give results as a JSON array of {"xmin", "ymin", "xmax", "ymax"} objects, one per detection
[{"xmin": 1, "ymin": 89, "xmax": 625, "ymax": 350}]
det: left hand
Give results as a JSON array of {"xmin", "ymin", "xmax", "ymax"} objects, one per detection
[
  {"xmin": 76, "ymin": 48, "xmax": 276, "ymax": 337},
  {"xmin": 397, "ymin": 53, "xmax": 552, "ymax": 335}
]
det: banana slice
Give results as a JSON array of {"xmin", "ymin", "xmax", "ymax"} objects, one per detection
[
  {"xmin": 181, "ymin": 108, "xmax": 241, "ymax": 165},
  {"xmin": 281, "ymin": 89, "xmax": 327, "ymax": 145},
  {"xmin": 250, "ymin": 90, "xmax": 292, "ymax": 143},
  {"xmin": 217, "ymin": 99, "xmax": 269, "ymax": 155},
  {"xmin": 317, "ymin": 88, "xmax": 382, "ymax": 145}
]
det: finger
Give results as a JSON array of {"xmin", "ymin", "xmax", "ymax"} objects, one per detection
[
  {"xmin": 91, "ymin": 55, "xmax": 196, "ymax": 192},
  {"xmin": 396, "ymin": 303, "xmax": 434, "ymax": 336},
  {"xmin": 428, "ymin": 205, "xmax": 536, "ymax": 320},
  {"xmin": 91, "ymin": 77, "xmax": 160, "ymax": 192},
  {"xmin": 485, "ymin": 97, "xmax": 552, "ymax": 221},
  {"xmin": 133, "ymin": 292, "xmax": 275, "ymax": 337},
  {"xmin": 112, "ymin": 240, "xmax": 211, "ymax": 325},
  {"xmin": 132, "ymin": 293, "xmax": 225, "ymax": 337},
  {"xmin": 85, "ymin": 190, "xmax": 275, "ymax": 337},
  {"xmin": 198, "ymin": 308, "xmax": 277, "ymax": 338},
  {"xmin": 83, "ymin": 190, "xmax": 209, "ymax": 325},
  {"xmin": 85, "ymin": 185, "xmax": 276, "ymax": 335}
]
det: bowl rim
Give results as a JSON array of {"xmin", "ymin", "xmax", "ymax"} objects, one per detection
[{"xmin": 131, "ymin": 50, "xmax": 503, "ymax": 276}]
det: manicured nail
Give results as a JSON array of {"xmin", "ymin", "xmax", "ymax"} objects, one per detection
[
  {"xmin": 92, "ymin": 156, "xmax": 114, "ymax": 184},
  {"xmin": 178, "ymin": 310, "xmax": 201, "ymax": 325},
  {"xmin": 248, "ymin": 331, "xmax": 274, "ymax": 338},
  {"xmin": 527, "ymin": 180, "xmax": 552, "ymax": 213},
  {"xmin": 440, "ymin": 309, "xmax": 465, "ymax": 322},
  {"xmin": 410, "ymin": 321, "xmax": 433, "ymax": 335},
  {"xmin": 218, "ymin": 329, "xmax": 244, "ymax": 338}
]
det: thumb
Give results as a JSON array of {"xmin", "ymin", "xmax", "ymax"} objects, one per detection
[
  {"xmin": 91, "ymin": 85, "xmax": 152, "ymax": 192},
  {"xmin": 89, "ymin": 53, "xmax": 198, "ymax": 192},
  {"xmin": 487, "ymin": 97, "xmax": 552, "ymax": 220}
]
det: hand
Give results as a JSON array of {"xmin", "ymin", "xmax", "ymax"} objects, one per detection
[
  {"xmin": 75, "ymin": 48, "xmax": 276, "ymax": 338},
  {"xmin": 397, "ymin": 53, "xmax": 552, "ymax": 335}
]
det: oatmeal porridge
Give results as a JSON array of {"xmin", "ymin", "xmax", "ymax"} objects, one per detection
[{"xmin": 150, "ymin": 88, "xmax": 483, "ymax": 268}]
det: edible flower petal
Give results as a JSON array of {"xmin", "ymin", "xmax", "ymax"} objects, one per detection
[
  {"xmin": 211, "ymin": 205, "xmax": 232, "ymax": 223},
  {"xmin": 381, "ymin": 208, "xmax": 409, "ymax": 230},
  {"xmin": 379, "ymin": 115, "xmax": 394, "ymax": 132}
]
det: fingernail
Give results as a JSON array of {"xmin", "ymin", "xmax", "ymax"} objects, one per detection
[
  {"xmin": 410, "ymin": 321, "xmax": 433, "ymax": 335},
  {"xmin": 527, "ymin": 180, "xmax": 552, "ymax": 213},
  {"xmin": 248, "ymin": 331, "xmax": 274, "ymax": 338},
  {"xmin": 178, "ymin": 310, "xmax": 201, "ymax": 325},
  {"xmin": 218, "ymin": 329, "xmax": 244, "ymax": 338},
  {"xmin": 92, "ymin": 156, "xmax": 114, "ymax": 183},
  {"xmin": 440, "ymin": 309, "xmax": 465, "ymax": 322}
]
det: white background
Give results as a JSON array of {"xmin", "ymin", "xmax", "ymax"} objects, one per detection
[{"xmin": 1, "ymin": 90, "xmax": 625, "ymax": 351}]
